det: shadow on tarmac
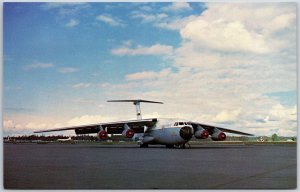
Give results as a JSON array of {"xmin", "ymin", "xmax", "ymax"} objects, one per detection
[{"xmin": 80, "ymin": 144, "xmax": 253, "ymax": 149}]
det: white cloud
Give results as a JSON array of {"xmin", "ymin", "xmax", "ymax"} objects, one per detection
[
  {"xmin": 121, "ymin": 40, "xmax": 133, "ymax": 47},
  {"xmin": 111, "ymin": 44, "xmax": 173, "ymax": 56},
  {"xmin": 58, "ymin": 67, "xmax": 79, "ymax": 73},
  {"xmin": 40, "ymin": 3, "xmax": 90, "ymax": 16},
  {"xmin": 269, "ymin": 104, "xmax": 296, "ymax": 121},
  {"xmin": 41, "ymin": 2, "xmax": 88, "ymax": 10},
  {"xmin": 131, "ymin": 13, "xmax": 168, "ymax": 23},
  {"xmin": 3, "ymin": 118, "xmax": 59, "ymax": 136},
  {"xmin": 23, "ymin": 63, "xmax": 54, "ymax": 71},
  {"xmin": 155, "ymin": 15, "xmax": 198, "ymax": 30},
  {"xmin": 3, "ymin": 120, "xmax": 13, "ymax": 128},
  {"xmin": 96, "ymin": 14, "xmax": 125, "ymax": 27},
  {"xmin": 72, "ymin": 83, "xmax": 92, "ymax": 89},
  {"xmin": 66, "ymin": 19, "xmax": 79, "ymax": 27},
  {"xmin": 162, "ymin": 2, "xmax": 192, "ymax": 12},
  {"xmin": 67, "ymin": 115, "xmax": 116, "ymax": 126},
  {"xmin": 98, "ymin": 104, "xmax": 105, "ymax": 108},
  {"xmin": 213, "ymin": 108, "xmax": 242, "ymax": 123},
  {"xmin": 140, "ymin": 5, "xmax": 152, "ymax": 12},
  {"xmin": 179, "ymin": 3, "xmax": 296, "ymax": 54},
  {"xmin": 181, "ymin": 19, "xmax": 271, "ymax": 54},
  {"xmin": 126, "ymin": 68, "xmax": 172, "ymax": 81},
  {"xmin": 131, "ymin": 11, "xmax": 196, "ymax": 31},
  {"xmin": 25, "ymin": 122, "xmax": 48, "ymax": 130},
  {"xmin": 264, "ymin": 12, "xmax": 296, "ymax": 35}
]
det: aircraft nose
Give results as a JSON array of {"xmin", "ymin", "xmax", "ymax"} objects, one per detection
[{"xmin": 180, "ymin": 126, "xmax": 193, "ymax": 140}]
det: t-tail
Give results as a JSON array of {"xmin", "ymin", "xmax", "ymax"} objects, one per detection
[{"xmin": 107, "ymin": 99, "xmax": 163, "ymax": 120}]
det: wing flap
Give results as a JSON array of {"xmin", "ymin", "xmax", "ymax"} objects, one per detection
[
  {"xmin": 217, "ymin": 127, "xmax": 253, "ymax": 136},
  {"xmin": 34, "ymin": 118, "xmax": 157, "ymax": 135},
  {"xmin": 34, "ymin": 124, "xmax": 101, "ymax": 134}
]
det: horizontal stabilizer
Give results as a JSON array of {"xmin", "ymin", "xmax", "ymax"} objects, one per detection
[{"xmin": 107, "ymin": 99, "xmax": 163, "ymax": 104}]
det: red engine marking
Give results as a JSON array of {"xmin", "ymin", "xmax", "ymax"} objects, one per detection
[
  {"xmin": 126, "ymin": 129, "xmax": 134, "ymax": 138},
  {"xmin": 201, "ymin": 130, "xmax": 209, "ymax": 139},
  {"xmin": 218, "ymin": 132, "xmax": 226, "ymax": 140},
  {"xmin": 98, "ymin": 130, "xmax": 108, "ymax": 140}
]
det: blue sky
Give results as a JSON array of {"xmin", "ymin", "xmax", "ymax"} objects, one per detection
[{"xmin": 3, "ymin": 2, "xmax": 297, "ymax": 137}]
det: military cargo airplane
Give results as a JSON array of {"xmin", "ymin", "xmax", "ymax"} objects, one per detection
[{"xmin": 34, "ymin": 100, "xmax": 253, "ymax": 148}]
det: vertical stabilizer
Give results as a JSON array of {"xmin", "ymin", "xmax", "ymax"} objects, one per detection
[{"xmin": 107, "ymin": 99, "xmax": 163, "ymax": 120}]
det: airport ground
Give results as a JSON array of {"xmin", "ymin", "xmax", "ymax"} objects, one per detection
[{"xmin": 3, "ymin": 142, "xmax": 297, "ymax": 189}]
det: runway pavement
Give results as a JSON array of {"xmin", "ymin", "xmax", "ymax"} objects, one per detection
[{"xmin": 3, "ymin": 143, "xmax": 297, "ymax": 189}]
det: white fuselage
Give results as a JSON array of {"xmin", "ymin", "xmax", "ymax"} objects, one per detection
[{"xmin": 140, "ymin": 118, "xmax": 194, "ymax": 145}]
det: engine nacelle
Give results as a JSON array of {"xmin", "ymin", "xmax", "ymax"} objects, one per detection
[
  {"xmin": 122, "ymin": 128, "xmax": 135, "ymax": 138},
  {"xmin": 194, "ymin": 125, "xmax": 209, "ymax": 139},
  {"xmin": 98, "ymin": 130, "xmax": 108, "ymax": 140},
  {"xmin": 211, "ymin": 128, "xmax": 226, "ymax": 141}
]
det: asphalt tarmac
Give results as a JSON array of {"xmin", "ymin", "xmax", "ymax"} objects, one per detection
[{"xmin": 3, "ymin": 143, "xmax": 297, "ymax": 189}]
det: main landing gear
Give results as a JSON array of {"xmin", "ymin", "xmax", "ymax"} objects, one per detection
[
  {"xmin": 166, "ymin": 144, "xmax": 175, "ymax": 148},
  {"xmin": 177, "ymin": 144, "xmax": 186, "ymax": 149},
  {"xmin": 167, "ymin": 143, "xmax": 190, "ymax": 149},
  {"xmin": 140, "ymin": 143, "xmax": 148, "ymax": 148}
]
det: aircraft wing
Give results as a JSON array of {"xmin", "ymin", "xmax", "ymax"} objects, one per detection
[
  {"xmin": 191, "ymin": 122, "xmax": 253, "ymax": 136},
  {"xmin": 34, "ymin": 118, "xmax": 158, "ymax": 135}
]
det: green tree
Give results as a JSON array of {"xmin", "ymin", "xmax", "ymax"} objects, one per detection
[{"xmin": 271, "ymin": 133, "xmax": 279, "ymax": 141}]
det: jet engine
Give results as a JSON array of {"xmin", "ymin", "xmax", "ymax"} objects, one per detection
[
  {"xmin": 194, "ymin": 125, "xmax": 209, "ymax": 139},
  {"xmin": 211, "ymin": 128, "xmax": 226, "ymax": 141},
  {"xmin": 179, "ymin": 126, "xmax": 193, "ymax": 140},
  {"xmin": 98, "ymin": 130, "xmax": 108, "ymax": 140},
  {"xmin": 122, "ymin": 128, "xmax": 135, "ymax": 138}
]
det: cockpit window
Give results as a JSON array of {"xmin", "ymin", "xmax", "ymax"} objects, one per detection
[{"xmin": 175, "ymin": 122, "xmax": 191, "ymax": 126}]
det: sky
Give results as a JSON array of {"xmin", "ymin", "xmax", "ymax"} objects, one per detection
[{"xmin": 3, "ymin": 2, "xmax": 297, "ymax": 137}]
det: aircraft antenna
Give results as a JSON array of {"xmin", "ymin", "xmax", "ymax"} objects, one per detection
[{"xmin": 107, "ymin": 99, "xmax": 163, "ymax": 120}]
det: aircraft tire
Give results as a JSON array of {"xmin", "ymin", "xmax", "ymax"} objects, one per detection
[
  {"xmin": 140, "ymin": 143, "xmax": 148, "ymax": 148},
  {"xmin": 166, "ymin": 144, "xmax": 174, "ymax": 148},
  {"xmin": 175, "ymin": 144, "xmax": 186, "ymax": 149}
]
